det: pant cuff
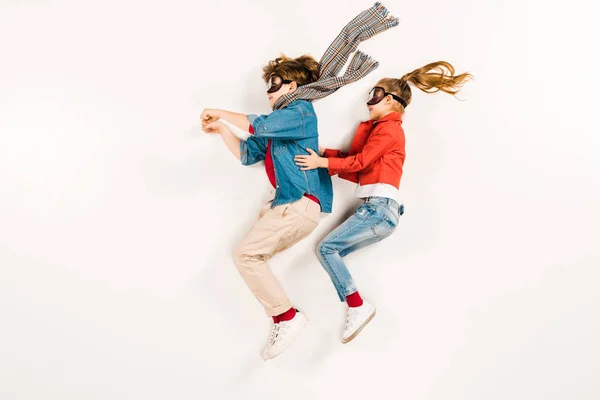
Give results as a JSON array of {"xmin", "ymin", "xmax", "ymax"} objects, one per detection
[
  {"xmin": 265, "ymin": 300, "xmax": 294, "ymax": 317},
  {"xmin": 341, "ymin": 287, "xmax": 358, "ymax": 301}
]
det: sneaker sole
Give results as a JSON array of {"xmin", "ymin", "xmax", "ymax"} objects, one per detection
[
  {"xmin": 341, "ymin": 308, "xmax": 376, "ymax": 344},
  {"xmin": 262, "ymin": 316, "xmax": 309, "ymax": 360}
]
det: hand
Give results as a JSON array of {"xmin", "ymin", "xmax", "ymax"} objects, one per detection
[
  {"xmin": 200, "ymin": 108, "xmax": 221, "ymax": 126},
  {"xmin": 294, "ymin": 148, "xmax": 328, "ymax": 171},
  {"xmin": 202, "ymin": 120, "xmax": 226, "ymax": 134}
]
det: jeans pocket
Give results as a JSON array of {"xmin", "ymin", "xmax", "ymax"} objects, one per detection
[
  {"xmin": 356, "ymin": 202, "xmax": 377, "ymax": 219},
  {"xmin": 371, "ymin": 215, "xmax": 397, "ymax": 237}
]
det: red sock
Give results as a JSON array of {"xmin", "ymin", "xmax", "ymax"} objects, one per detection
[
  {"xmin": 272, "ymin": 316, "xmax": 279, "ymax": 323},
  {"xmin": 276, "ymin": 307, "xmax": 296, "ymax": 322},
  {"xmin": 346, "ymin": 291, "xmax": 363, "ymax": 308}
]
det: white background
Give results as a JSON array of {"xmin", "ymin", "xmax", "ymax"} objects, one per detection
[{"xmin": 1, "ymin": 0, "xmax": 599, "ymax": 399}]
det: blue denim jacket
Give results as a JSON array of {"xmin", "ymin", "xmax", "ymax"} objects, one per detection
[{"xmin": 240, "ymin": 100, "xmax": 333, "ymax": 213}]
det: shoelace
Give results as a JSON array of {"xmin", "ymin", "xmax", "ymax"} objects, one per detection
[
  {"xmin": 345, "ymin": 309, "xmax": 359, "ymax": 329},
  {"xmin": 268, "ymin": 323, "xmax": 289, "ymax": 345},
  {"xmin": 268, "ymin": 324, "xmax": 280, "ymax": 345}
]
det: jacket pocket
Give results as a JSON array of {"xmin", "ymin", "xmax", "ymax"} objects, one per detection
[{"xmin": 273, "ymin": 141, "xmax": 288, "ymax": 156}]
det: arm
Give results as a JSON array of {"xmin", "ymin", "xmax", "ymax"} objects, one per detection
[
  {"xmin": 322, "ymin": 148, "xmax": 348, "ymax": 158},
  {"xmin": 249, "ymin": 105, "xmax": 315, "ymax": 140},
  {"xmin": 240, "ymin": 135, "xmax": 268, "ymax": 166},
  {"xmin": 327, "ymin": 128, "xmax": 396, "ymax": 174},
  {"xmin": 203, "ymin": 121, "xmax": 241, "ymax": 160},
  {"xmin": 295, "ymin": 127, "xmax": 396, "ymax": 174},
  {"xmin": 203, "ymin": 118, "xmax": 269, "ymax": 167},
  {"xmin": 200, "ymin": 108, "xmax": 250, "ymax": 131},
  {"xmin": 220, "ymin": 128, "xmax": 242, "ymax": 160}
]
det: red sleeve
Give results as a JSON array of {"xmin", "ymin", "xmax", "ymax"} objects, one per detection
[
  {"xmin": 338, "ymin": 171, "xmax": 359, "ymax": 183},
  {"xmin": 323, "ymin": 148, "xmax": 348, "ymax": 158},
  {"xmin": 323, "ymin": 148, "xmax": 358, "ymax": 182},
  {"xmin": 327, "ymin": 126, "xmax": 397, "ymax": 175}
]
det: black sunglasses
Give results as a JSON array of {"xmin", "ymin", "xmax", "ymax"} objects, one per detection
[
  {"xmin": 267, "ymin": 74, "xmax": 293, "ymax": 93},
  {"xmin": 367, "ymin": 86, "xmax": 408, "ymax": 108}
]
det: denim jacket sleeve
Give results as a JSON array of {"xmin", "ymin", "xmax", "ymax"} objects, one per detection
[
  {"xmin": 247, "ymin": 105, "xmax": 316, "ymax": 140},
  {"xmin": 240, "ymin": 135, "xmax": 268, "ymax": 166}
]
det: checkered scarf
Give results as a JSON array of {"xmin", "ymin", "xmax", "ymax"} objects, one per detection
[{"xmin": 272, "ymin": 2, "xmax": 399, "ymax": 111}]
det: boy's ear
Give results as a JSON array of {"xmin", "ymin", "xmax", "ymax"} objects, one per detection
[{"xmin": 288, "ymin": 81, "xmax": 298, "ymax": 93}]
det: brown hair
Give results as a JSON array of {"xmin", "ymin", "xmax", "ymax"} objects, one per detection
[
  {"xmin": 378, "ymin": 61, "xmax": 473, "ymax": 112},
  {"xmin": 262, "ymin": 54, "xmax": 320, "ymax": 86}
]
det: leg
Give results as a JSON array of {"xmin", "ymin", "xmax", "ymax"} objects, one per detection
[
  {"xmin": 317, "ymin": 200, "xmax": 400, "ymax": 301},
  {"xmin": 233, "ymin": 198, "xmax": 319, "ymax": 317}
]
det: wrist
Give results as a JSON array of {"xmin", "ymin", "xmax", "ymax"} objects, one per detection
[
  {"xmin": 321, "ymin": 157, "xmax": 329, "ymax": 168},
  {"xmin": 212, "ymin": 109, "xmax": 222, "ymax": 120}
]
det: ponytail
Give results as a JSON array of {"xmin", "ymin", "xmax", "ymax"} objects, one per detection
[
  {"xmin": 401, "ymin": 61, "xmax": 472, "ymax": 95},
  {"xmin": 379, "ymin": 61, "xmax": 473, "ymax": 111}
]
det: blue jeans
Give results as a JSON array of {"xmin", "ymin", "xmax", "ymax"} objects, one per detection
[{"xmin": 316, "ymin": 197, "xmax": 404, "ymax": 301}]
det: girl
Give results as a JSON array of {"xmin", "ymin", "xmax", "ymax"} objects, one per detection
[{"xmin": 294, "ymin": 61, "xmax": 472, "ymax": 343}]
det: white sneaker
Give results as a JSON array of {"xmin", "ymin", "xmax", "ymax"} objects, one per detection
[
  {"xmin": 262, "ymin": 311, "xmax": 308, "ymax": 360},
  {"xmin": 341, "ymin": 301, "xmax": 376, "ymax": 344}
]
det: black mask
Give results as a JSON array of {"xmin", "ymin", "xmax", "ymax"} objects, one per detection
[
  {"xmin": 367, "ymin": 86, "xmax": 407, "ymax": 108},
  {"xmin": 267, "ymin": 74, "xmax": 293, "ymax": 93}
]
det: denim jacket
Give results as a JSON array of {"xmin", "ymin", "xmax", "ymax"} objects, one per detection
[{"xmin": 240, "ymin": 100, "xmax": 333, "ymax": 213}]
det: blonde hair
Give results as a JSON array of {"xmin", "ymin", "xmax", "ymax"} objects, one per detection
[
  {"xmin": 262, "ymin": 54, "xmax": 320, "ymax": 86},
  {"xmin": 378, "ymin": 61, "xmax": 473, "ymax": 112}
]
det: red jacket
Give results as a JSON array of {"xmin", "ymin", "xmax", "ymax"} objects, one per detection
[{"xmin": 324, "ymin": 112, "xmax": 405, "ymax": 188}]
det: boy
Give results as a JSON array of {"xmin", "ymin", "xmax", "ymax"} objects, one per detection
[{"xmin": 201, "ymin": 54, "xmax": 331, "ymax": 360}]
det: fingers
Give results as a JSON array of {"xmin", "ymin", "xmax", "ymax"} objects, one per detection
[
  {"xmin": 200, "ymin": 109, "xmax": 218, "ymax": 124},
  {"xmin": 294, "ymin": 152, "xmax": 318, "ymax": 170},
  {"xmin": 294, "ymin": 157, "xmax": 310, "ymax": 166},
  {"xmin": 202, "ymin": 121, "xmax": 221, "ymax": 133}
]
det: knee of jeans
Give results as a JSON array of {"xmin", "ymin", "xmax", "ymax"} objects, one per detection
[{"xmin": 317, "ymin": 240, "xmax": 336, "ymax": 257}]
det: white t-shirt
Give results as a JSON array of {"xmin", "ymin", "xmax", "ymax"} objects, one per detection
[{"xmin": 354, "ymin": 182, "xmax": 400, "ymax": 202}]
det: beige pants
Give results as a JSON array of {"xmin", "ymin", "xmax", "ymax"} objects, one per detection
[{"xmin": 233, "ymin": 197, "xmax": 320, "ymax": 316}]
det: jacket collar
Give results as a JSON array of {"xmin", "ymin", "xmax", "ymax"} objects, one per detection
[{"xmin": 361, "ymin": 111, "xmax": 402, "ymax": 126}]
